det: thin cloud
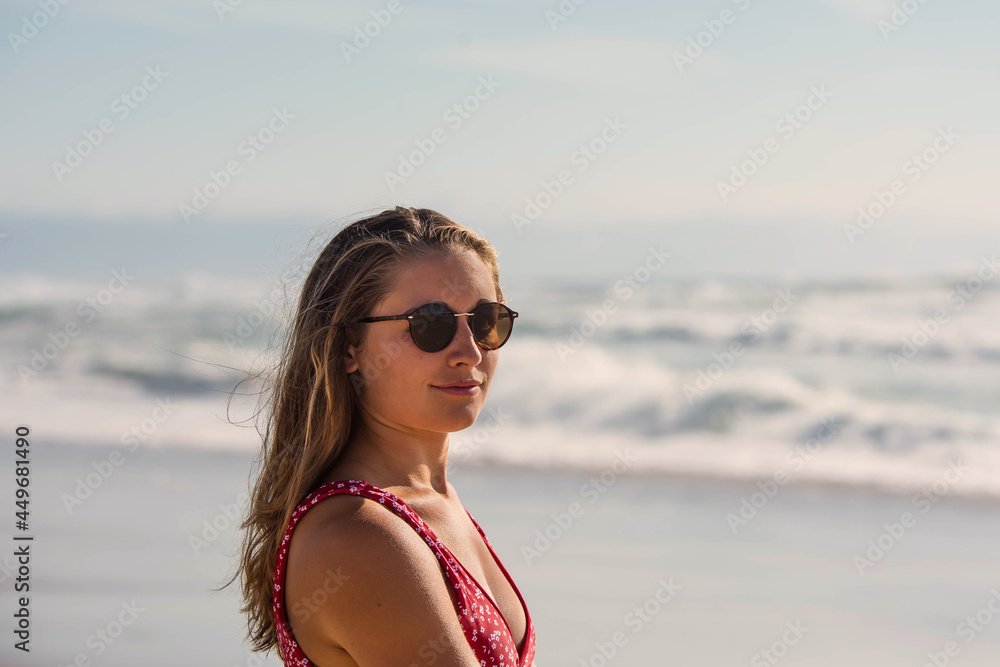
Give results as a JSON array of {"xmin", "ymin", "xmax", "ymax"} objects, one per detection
[
  {"xmin": 421, "ymin": 35, "xmax": 728, "ymax": 92},
  {"xmin": 821, "ymin": 0, "xmax": 892, "ymax": 23},
  {"xmin": 73, "ymin": 0, "xmax": 365, "ymax": 37}
]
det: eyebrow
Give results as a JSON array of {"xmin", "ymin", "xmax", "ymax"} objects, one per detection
[{"xmin": 419, "ymin": 297, "xmax": 493, "ymax": 311}]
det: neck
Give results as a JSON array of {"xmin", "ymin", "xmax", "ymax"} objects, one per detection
[{"xmin": 335, "ymin": 418, "xmax": 452, "ymax": 498}]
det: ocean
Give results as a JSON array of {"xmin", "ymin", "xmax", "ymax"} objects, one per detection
[
  {"xmin": 5, "ymin": 266, "xmax": 999, "ymax": 497},
  {"xmin": 2, "ymin": 264, "xmax": 1000, "ymax": 665}
]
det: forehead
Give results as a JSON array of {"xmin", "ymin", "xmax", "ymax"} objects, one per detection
[{"xmin": 383, "ymin": 250, "xmax": 496, "ymax": 311}]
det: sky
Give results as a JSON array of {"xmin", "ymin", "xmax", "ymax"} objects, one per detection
[{"xmin": 1, "ymin": 0, "xmax": 999, "ymax": 279}]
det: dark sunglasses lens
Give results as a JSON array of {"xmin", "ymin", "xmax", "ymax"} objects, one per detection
[
  {"xmin": 472, "ymin": 303, "xmax": 513, "ymax": 350},
  {"xmin": 410, "ymin": 303, "xmax": 455, "ymax": 352}
]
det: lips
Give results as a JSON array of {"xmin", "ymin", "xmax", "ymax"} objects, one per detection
[
  {"xmin": 432, "ymin": 381, "xmax": 481, "ymax": 397},
  {"xmin": 434, "ymin": 380, "xmax": 482, "ymax": 388}
]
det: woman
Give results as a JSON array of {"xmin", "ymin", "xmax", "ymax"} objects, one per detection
[{"xmin": 224, "ymin": 206, "xmax": 537, "ymax": 667}]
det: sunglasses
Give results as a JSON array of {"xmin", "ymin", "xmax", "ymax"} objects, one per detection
[{"xmin": 358, "ymin": 301, "xmax": 518, "ymax": 353}]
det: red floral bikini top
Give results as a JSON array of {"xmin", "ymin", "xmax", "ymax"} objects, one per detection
[{"xmin": 272, "ymin": 479, "xmax": 536, "ymax": 667}]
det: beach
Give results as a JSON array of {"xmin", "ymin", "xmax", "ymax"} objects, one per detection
[{"xmin": 3, "ymin": 439, "xmax": 999, "ymax": 667}]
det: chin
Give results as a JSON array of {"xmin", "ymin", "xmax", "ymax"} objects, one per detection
[{"xmin": 437, "ymin": 406, "xmax": 482, "ymax": 432}]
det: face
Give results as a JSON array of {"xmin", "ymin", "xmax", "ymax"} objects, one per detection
[{"xmin": 344, "ymin": 249, "xmax": 501, "ymax": 437}]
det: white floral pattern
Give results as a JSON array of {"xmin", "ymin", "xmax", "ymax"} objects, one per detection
[{"xmin": 272, "ymin": 479, "xmax": 536, "ymax": 667}]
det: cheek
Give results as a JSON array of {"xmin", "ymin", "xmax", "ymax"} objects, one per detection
[
  {"xmin": 360, "ymin": 329, "xmax": 411, "ymax": 373},
  {"xmin": 480, "ymin": 353, "xmax": 499, "ymax": 382},
  {"xmin": 359, "ymin": 337, "xmax": 430, "ymax": 403}
]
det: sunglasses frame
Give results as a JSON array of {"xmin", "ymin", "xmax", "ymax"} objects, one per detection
[{"xmin": 357, "ymin": 301, "xmax": 518, "ymax": 352}]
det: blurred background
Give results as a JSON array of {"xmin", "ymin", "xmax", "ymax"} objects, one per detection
[{"xmin": 2, "ymin": 0, "xmax": 1000, "ymax": 665}]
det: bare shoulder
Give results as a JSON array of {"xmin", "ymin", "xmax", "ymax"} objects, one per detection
[{"xmin": 284, "ymin": 493, "xmax": 481, "ymax": 667}]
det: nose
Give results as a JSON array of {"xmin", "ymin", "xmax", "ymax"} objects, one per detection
[{"xmin": 448, "ymin": 313, "xmax": 484, "ymax": 363}]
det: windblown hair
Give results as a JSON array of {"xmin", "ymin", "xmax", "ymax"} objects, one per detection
[{"xmin": 218, "ymin": 206, "xmax": 505, "ymax": 655}]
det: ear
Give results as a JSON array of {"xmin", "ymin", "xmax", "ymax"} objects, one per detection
[{"xmin": 344, "ymin": 342, "xmax": 359, "ymax": 374}]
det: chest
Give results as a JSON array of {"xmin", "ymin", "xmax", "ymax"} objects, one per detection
[{"xmin": 418, "ymin": 504, "xmax": 528, "ymax": 650}]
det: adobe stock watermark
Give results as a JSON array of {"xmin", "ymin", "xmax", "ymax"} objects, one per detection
[
  {"xmin": 232, "ymin": 651, "xmax": 282, "ymax": 667},
  {"xmin": 878, "ymin": 0, "xmax": 934, "ymax": 41},
  {"xmin": 231, "ymin": 651, "xmax": 285, "ymax": 667},
  {"xmin": 555, "ymin": 244, "xmax": 670, "ymax": 361},
  {"xmin": 340, "ymin": 0, "xmax": 406, "ymax": 63},
  {"xmin": 521, "ymin": 448, "xmax": 638, "ymax": 565},
  {"xmin": 286, "ymin": 566, "xmax": 351, "ymax": 625},
  {"xmin": 224, "ymin": 294, "xmax": 279, "ymax": 352},
  {"xmin": 577, "ymin": 577, "xmax": 681, "ymax": 667},
  {"xmin": 384, "ymin": 75, "xmax": 501, "ymax": 192},
  {"xmin": 179, "ymin": 107, "xmax": 295, "ymax": 223},
  {"xmin": 390, "ymin": 628, "xmax": 465, "ymax": 667},
  {"xmin": 19, "ymin": 269, "xmax": 134, "ymax": 384},
  {"xmin": 0, "ymin": 553, "xmax": 23, "ymax": 587},
  {"xmin": 512, "ymin": 116, "xmax": 627, "ymax": 232},
  {"xmin": 843, "ymin": 126, "xmax": 958, "ymax": 244},
  {"xmin": 545, "ymin": 0, "xmax": 590, "ymax": 31},
  {"xmin": 673, "ymin": 0, "xmax": 754, "ymax": 74},
  {"xmin": 224, "ymin": 259, "xmax": 311, "ymax": 353},
  {"xmin": 725, "ymin": 416, "xmax": 845, "ymax": 534},
  {"xmin": 8, "ymin": 0, "xmax": 73, "ymax": 54},
  {"xmin": 750, "ymin": 620, "xmax": 809, "ymax": 667},
  {"xmin": 681, "ymin": 288, "xmax": 797, "ymax": 404},
  {"xmin": 887, "ymin": 254, "xmax": 998, "ymax": 371},
  {"xmin": 852, "ymin": 460, "xmax": 966, "ymax": 576},
  {"xmin": 213, "ymin": 0, "xmax": 249, "ymax": 21},
  {"xmin": 56, "ymin": 600, "xmax": 144, "ymax": 667},
  {"xmin": 61, "ymin": 397, "xmax": 178, "ymax": 515},
  {"xmin": 717, "ymin": 84, "xmax": 833, "ymax": 202},
  {"xmin": 190, "ymin": 491, "xmax": 250, "ymax": 556},
  {"xmin": 51, "ymin": 65, "xmax": 169, "ymax": 183},
  {"xmin": 920, "ymin": 589, "xmax": 1000, "ymax": 667},
  {"xmin": 447, "ymin": 407, "xmax": 511, "ymax": 474}
]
